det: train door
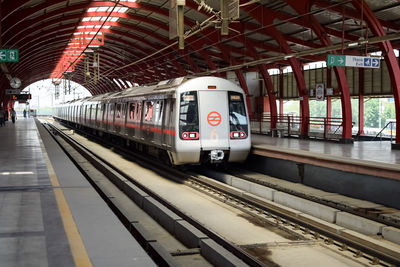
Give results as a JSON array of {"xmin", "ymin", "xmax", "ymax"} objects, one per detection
[
  {"xmin": 198, "ymin": 91, "xmax": 229, "ymax": 150},
  {"xmin": 153, "ymin": 100, "xmax": 164, "ymax": 146},
  {"xmin": 114, "ymin": 102, "xmax": 122, "ymax": 133},
  {"xmin": 95, "ymin": 104, "xmax": 100, "ymax": 128},
  {"xmin": 122, "ymin": 102, "xmax": 128, "ymax": 136},
  {"xmin": 142, "ymin": 100, "xmax": 155, "ymax": 142},
  {"xmin": 83, "ymin": 105, "xmax": 88, "ymax": 124},
  {"xmin": 104, "ymin": 103, "xmax": 109, "ymax": 131},
  {"xmin": 135, "ymin": 101, "xmax": 142, "ymax": 140},
  {"xmin": 163, "ymin": 98, "xmax": 174, "ymax": 148},
  {"xmin": 88, "ymin": 104, "xmax": 92, "ymax": 126}
]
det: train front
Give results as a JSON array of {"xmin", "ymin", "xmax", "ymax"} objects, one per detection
[{"xmin": 173, "ymin": 77, "xmax": 251, "ymax": 165}]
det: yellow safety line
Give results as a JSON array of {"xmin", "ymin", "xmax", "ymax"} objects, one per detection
[{"xmin": 38, "ymin": 132, "xmax": 93, "ymax": 267}]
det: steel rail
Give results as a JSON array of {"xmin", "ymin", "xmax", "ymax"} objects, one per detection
[{"xmin": 44, "ymin": 121, "xmax": 265, "ymax": 267}]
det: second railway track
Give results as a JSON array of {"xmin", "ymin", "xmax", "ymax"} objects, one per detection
[{"xmin": 43, "ymin": 120, "xmax": 262, "ymax": 266}]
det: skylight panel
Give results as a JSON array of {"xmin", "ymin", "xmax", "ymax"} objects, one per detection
[
  {"xmin": 113, "ymin": 78, "xmax": 123, "ymax": 89},
  {"xmin": 82, "ymin": 17, "xmax": 91, "ymax": 22},
  {"xmin": 98, "ymin": 7, "xmax": 109, "ymax": 12},
  {"xmin": 91, "ymin": 16, "xmax": 101, "ymax": 21},
  {"xmin": 118, "ymin": 79, "xmax": 125, "ymax": 87},
  {"xmin": 88, "ymin": 7, "xmax": 98, "ymax": 12},
  {"xmin": 119, "ymin": 7, "xmax": 128, "ymax": 13}
]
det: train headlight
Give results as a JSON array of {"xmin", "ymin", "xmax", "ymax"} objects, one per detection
[
  {"xmin": 230, "ymin": 131, "xmax": 247, "ymax": 139},
  {"xmin": 182, "ymin": 132, "xmax": 199, "ymax": 140}
]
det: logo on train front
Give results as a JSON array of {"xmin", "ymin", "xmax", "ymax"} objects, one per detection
[{"xmin": 207, "ymin": 111, "xmax": 221, "ymax": 126}]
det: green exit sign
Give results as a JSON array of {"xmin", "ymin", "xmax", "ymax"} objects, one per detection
[
  {"xmin": 0, "ymin": 49, "xmax": 19, "ymax": 62},
  {"xmin": 327, "ymin": 54, "xmax": 345, "ymax": 67}
]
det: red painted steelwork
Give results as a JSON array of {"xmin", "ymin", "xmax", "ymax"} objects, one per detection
[{"xmin": 351, "ymin": 0, "xmax": 400, "ymax": 143}]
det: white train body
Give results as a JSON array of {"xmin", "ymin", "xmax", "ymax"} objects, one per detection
[{"xmin": 54, "ymin": 76, "xmax": 251, "ymax": 165}]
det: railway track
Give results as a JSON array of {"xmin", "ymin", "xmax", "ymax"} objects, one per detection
[
  {"xmin": 44, "ymin": 119, "xmax": 400, "ymax": 266},
  {"xmin": 184, "ymin": 171, "xmax": 400, "ymax": 266},
  {"xmin": 42, "ymin": 121, "xmax": 262, "ymax": 266}
]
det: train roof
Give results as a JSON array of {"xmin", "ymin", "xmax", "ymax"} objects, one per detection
[{"xmin": 62, "ymin": 76, "xmax": 242, "ymax": 104}]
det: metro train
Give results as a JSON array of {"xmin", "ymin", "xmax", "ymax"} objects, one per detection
[{"xmin": 53, "ymin": 76, "xmax": 251, "ymax": 165}]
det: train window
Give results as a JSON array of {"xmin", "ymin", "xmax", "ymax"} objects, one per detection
[
  {"xmin": 179, "ymin": 91, "xmax": 199, "ymax": 139},
  {"xmin": 144, "ymin": 101, "xmax": 154, "ymax": 122},
  {"xmin": 228, "ymin": 92, "xmax": 248, "ymax": 138},
  {"xmin": 128, "ymin": 102, "xmax": 135, "ymax": 120},
  {"xmin": 115, "ymin": 103, "xmax": 122, "ymax": 119},
  {"xmin": 135, "ymin": 102, "xmax": 142, "ymax": 122}
]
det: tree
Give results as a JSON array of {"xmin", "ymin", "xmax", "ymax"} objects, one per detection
[{"xmin": 365, "ymin": 98, "xmax": 379, "ymax": 128}]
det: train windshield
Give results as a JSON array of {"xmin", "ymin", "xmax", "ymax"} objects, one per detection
[
  {"xmin": 179, "ymin": 91, "xmax": 199, "ymax": 139},
  {"xmin": 228, "ymin": 92, "xmax": 248, "ymax": 136}
]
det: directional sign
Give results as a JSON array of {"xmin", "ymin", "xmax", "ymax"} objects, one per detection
[
  {"xmin": 327, "ymin": 54, "xmax": 380, "ymax": 68},
  {"xmin": 327, "ymin": 54, "xmax": 346, "ymax": 67},
  {"xmin": 0, "ymin": 49, "xmax": 19, "ymax": 62},
  {"xmin": 11, "ymin": 94, "xmax": 31, "ymax": 101},
  {"xmin": 5, "ymin": 89, "xmax": 21, "ymax": 95}
]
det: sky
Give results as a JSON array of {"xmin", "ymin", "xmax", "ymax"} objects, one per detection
[{"xmin": 14, "ymin": 79, "xmax": 92, "ymax": 114}]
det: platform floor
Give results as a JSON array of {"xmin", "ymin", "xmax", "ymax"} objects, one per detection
[
  {"xmin": 0, "ymin": 118, "xmax": 155, "ymax": 267},
  {"xmin": 251, "ymin": 134, "xmax": 400, "ymax": 180},
  {"xmin": 251, "ymin": 134, "xmax": 400, "ymax": 165}
]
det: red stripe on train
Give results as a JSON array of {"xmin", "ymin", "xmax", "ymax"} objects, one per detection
[{"xmin": 75, "ymin": 118, "xmax": 176, "ymax": 136}]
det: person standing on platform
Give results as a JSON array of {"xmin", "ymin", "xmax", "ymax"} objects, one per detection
[
  {"xmin": 0, "ymin": 108, "xmax": 5, "ymax": 127},
  {"xmin": 23, "ymin": 109, "xmax": 27, "ymax": 118},
  {"xmin": 10, "ymin": 108, "xmax": 16, "ymax": 124}
]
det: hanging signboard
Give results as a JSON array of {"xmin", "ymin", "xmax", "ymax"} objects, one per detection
[
  {"xmin": 327, "ymin": 54, "xmax": 380, "ymax": 68},
  {"xmin": 5, "ymin": 89, "xmax": 21, "ymax": 95},
  {"xmin": 315, "ymin": 83, "xmax": 325, "ymax": 101},
  {"xmin": 0, "ymin": 49, "xmax": 19, "ymax": 62},
  {"xmin": 326, "ymin": 88, "xmax": 333, "ymax": 96}
]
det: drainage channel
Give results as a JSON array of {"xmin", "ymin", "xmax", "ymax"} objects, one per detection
[{"xmin": 43, "ymin": 122, "xmax": 263, "ymax": 267}]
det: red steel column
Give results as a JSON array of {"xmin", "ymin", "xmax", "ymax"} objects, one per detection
[
  {"xmin": 285, "ymin": 0, "xmax": 353, "ymax": 142},
  {"xmin": 279, "ymin": 69, "xmax": 284, "ymax": 115},
  {"xmin": 242, "ymin": 6, "xmax": 310, "ymax": 138},
  {"xmin": 326, "ymin": 67, "xmax": 332, "ymax": 128},
  {"xmin": 258, "ymin": 64, "xmax": 277, "ymax": 129},
  {"xmin": 235, "ymin": 69, "xmax": 253, "ymax": 119},
  {"xmin": 351, "ymin": 0, "xmax": 400, "ymax": 145}
]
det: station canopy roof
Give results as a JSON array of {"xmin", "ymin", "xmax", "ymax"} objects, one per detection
[{"xmin": 1, "ymin": 0, "xmax": 400, "ymax": 95}]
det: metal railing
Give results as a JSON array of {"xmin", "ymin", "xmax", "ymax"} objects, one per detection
[
  {"xmin": 372, "ymin": 121, "xmax": 396, "ymax": 141},
  {"xmin": 251, "ymin": 114, "xmax": 344, "ymax": 140}
]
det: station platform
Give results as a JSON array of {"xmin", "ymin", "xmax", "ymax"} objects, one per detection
[
  {"xmin": 251, "ymin": 134, "xmax": 400, "ymax": 180},
  {"xmin": 249, "ymin": 134, "xmax": 400, "ymax": 210},
  {"xmin": 0, "ymin": 118, "xmax": 155, "ymax": 267}
]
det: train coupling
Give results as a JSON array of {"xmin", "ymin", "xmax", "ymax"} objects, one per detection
[{"xmin": 210, "ymin": 149, "xmax": 224, "ymax": 163}]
